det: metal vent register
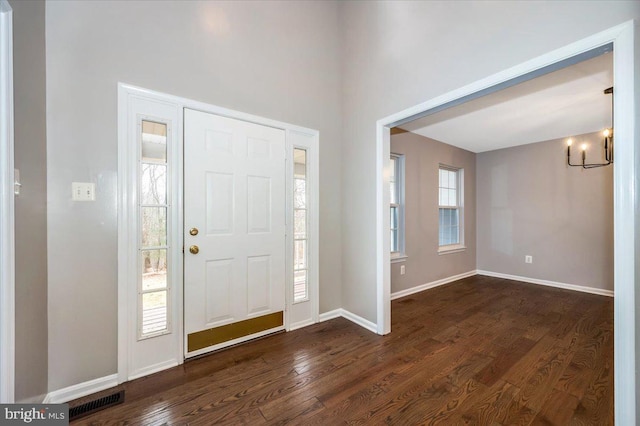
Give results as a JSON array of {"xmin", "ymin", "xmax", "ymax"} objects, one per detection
[{"xmin": 69, "ymin": 390, "xmax": 125, "ymax": 421}]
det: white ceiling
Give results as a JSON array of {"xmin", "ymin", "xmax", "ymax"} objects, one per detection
[{"xmin": 399, "ymin": 53, "xmax": 613, "ymax": 153}]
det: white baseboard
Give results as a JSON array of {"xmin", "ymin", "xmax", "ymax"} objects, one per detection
[
  {"xmin": 340, "ymin": 309, "xmax": 378, "ymax": 333},
  {"xmin": 390, "ymin": 270, "xmax": 477, "ymax": 301},
  {"xmin": 128, "ymin": 360, "xmax": 178, "ymax": 381},
  {"xmin": 318, "ymin": 309, "xmax": 342, "ymax": 322},
  {"xmin": 43, "ymin": 373, "xmax": 118, "ymax": 404},
  {"xmin": 318, "ymin": 308, "xmax": 378, "ymax": 334},
  {"xmin": 477, "ymin": 270, "xmax": 614, "ymax": 297},
  {"xmin": 288, "ymin": 318, "xmax": 315, "ymax": 331}
]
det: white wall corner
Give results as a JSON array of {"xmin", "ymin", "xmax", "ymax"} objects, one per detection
[
  {"xmin": 0, "ymin": 0, "xmax": 14, "ymax": 404},
  {"xmin": 43, "ymin": 374, "xmax": 118, "ymax": 404}
]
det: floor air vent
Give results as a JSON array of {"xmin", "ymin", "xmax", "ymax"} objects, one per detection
[{"xmin": 69, "ymin": 390, "xmax": 125, "ymax": 421}]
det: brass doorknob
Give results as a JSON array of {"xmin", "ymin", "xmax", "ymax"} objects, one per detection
[
  {"xmin": 189, "ymin": 245, "xmax": 199, "ymax": 254},
  {"xmin": 189, "ymin": 227, "xmax": 199, "ymax": 236}
]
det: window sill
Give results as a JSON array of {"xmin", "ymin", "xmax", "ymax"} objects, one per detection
[
  {"xmin": 438, "ymin": 244, "xmax": 466, "ymax": 255},
  {"xmin": 390, "ymin": 253, "xmax": 408, "ymax": 263}
]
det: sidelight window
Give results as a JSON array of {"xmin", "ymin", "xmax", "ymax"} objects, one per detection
[
  {"xmin": 293, "ymin": 148, "xmax": 308, "ymax": 303},
  {"xmin": 138, "ymin": 119, "xmax": 171, "ymax": 338}
]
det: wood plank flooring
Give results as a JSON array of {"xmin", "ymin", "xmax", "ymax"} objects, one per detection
[{"xmin": 72, "ymin": 275, "xmax": 613, "ymax": 425}]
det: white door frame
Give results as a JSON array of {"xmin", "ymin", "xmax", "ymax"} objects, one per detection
[
  {"xmin": 0, "ymin": 0, "xmax": 14, "ymax": 404},
  {"xmin": 118, "ymin": 83, "xmax": 319, "ymax": 381},
  {"xmin": 375, "ymin": 20, "xmax": 637, "ymax": 424},
  {"xmin": 285, "ymin": 130, "xmax": 320, "ymax": 331}
]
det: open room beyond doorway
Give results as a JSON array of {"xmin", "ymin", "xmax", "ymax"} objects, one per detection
[
  {"xmin": 376, "ymin": 21, "xmax": 636, "ymax": 424},
  {"xmin": 390, "ymin": 51, "xmax": 614, "ymax": 298}
]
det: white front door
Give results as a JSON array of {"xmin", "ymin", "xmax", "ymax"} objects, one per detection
[{"xmin": 184, "ymin": 108, "xmax": 286, "ymax": 357}]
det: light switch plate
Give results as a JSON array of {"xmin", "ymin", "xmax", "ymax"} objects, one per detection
[{"xmin": 72, "ymin": 182, "xmax": 95, "ymax": 201}]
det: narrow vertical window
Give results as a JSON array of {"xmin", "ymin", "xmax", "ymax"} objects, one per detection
[
  {"xmin": 390, "ymin": 154, "xmax": 405, "ymax": 259},
  {"xmin": 293, "ymin": 148, "xmax": 308, "ymax": 302},
  {"xmin": 139, "ymin": 120, "xmax": 170, "ymax": 337},
  {"xmin": 438, "ymin": 166, "xmax": 464, "ymax": 251}
]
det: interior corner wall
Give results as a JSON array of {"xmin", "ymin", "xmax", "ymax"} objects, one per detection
[
  {"xmin": 9, "ymin": 0, "xmax": 48, "ymax": 403},
  {"xmin": 339, "ymin": 0, "xmax": 640, "ymax": 326},
  {"xmin": 476, "ymin": 133, "xmax": 613, "ymax": 291},
  {"xmin": 390, "ymin": 132, "xmax": 476, "ymax": 294},
  {"xmin": 45, "ymin": 0, "xmax": 342, "ymax": 391}
]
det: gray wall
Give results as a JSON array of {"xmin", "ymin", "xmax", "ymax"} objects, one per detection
[
  {"xmin": 45, "ymin": 0, "xmax": 343, "ymax": 391},
  {"xmin": 339, "ymin": 0, "xmax": 640, "ymax": 331},
  {"xmin": 477, "ymin": 132, "xmax": 613, "ymax": 291},
  {"xmin": 390, "ymin": 131, "xmax": 476, "ymax": 294},
  {"xmin": 10, "ymin": 0, "xmax": 48, "ymax": 403}
]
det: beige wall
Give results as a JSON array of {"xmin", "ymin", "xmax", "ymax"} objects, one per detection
[
  {"xmin": 10, "ymin": 0, "xmax": 48, "ymax": 403},
  {"xmin": 477, "ymin": 132, "xmax": 613, "ymax": 291},
  {"xmin": 46, "ymin": 0, "xmax": 342, "ymax": 391},
  {"xmin": 390, "ymin": 131, "xmax": 476, "ymax": 294}
]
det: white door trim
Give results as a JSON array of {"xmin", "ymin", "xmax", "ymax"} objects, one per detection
[
  {"xmin": 118, "ymin": 83, "xmax": 319, "ymax": 381},
  {"xmin": 0, "ymin": 0, "xmax": 14, "ymax": 404},
  {"xmin": 117, "ymin": 85, "xmax": 184, "ymax": 383},
  {"xmin": 285, "ymin": 130, "xmax": 320, "ymax": 331},
  {"xmin": 375, "ymin": 20, "xmax": 637, "ymax": 424}
]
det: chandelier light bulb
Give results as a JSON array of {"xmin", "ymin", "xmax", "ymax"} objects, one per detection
[
  {"xmin": 566, "ymin": 138, "xmax": 573, "ymax": 146},
  {"xmin": 603, "ymin": 128, "xmax": 610, "ymax": 137},
  {"xmin": 581, "ymin": 143, "xmax": 587, "ymax": 151}
]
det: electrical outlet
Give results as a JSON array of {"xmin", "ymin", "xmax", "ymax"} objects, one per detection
[
  {"xmin": 400, "ymin": 265, "xmax": 406, "ymax": 275},
  {"xmin": 72, "ymin": 182, "xmax": 96, "ymax": 201},
  {"xmin": 525, "ymin": 255, "xmax": 533, "ymax": 264}
]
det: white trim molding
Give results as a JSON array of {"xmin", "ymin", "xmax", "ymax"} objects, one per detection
[
  {"xmin": 118, "ymin": 84, "xmax": 183, "ymax": 383},
  {"xmin": 44, "ymin": 374, "xmax": 118, "ymax": 404},
  {"xmin": 318, "ymin": 309, "xmax": 342, "ymax": 323},
  {"xmin": 285, "ymin": 129, "xmax": 320, "ymax": 331},
  {"xmin": 127, "ymin": 360, "xmax": 178, "ymax": 382},
  {"xmin": 340, "ymin": 309, "xmax": 378, "ymax": 333},
  {"xmin": 477, "ymin": 270, "xmax": 614, "ymax": 298},
  {"xmin": 0, "ymin": 0, "xmax": 14, "ymax": 404},
  {"xmin": 318, "ymin": 308, "xmax": 378, "ymax": 334},
  {"xmin": 375, "ymin": 20, "xmax": 637, "ymax": 424},
  {"xmin": 391, "ymin": 270, "xmax": 477, "ymax": 301},
  {"xmin": 288, "ymin": 319, "xmax": 316, "ymax": 332}
]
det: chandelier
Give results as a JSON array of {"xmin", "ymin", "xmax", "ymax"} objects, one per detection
[{"xmin": 566, "ymin": 87, "xmax": 613, "ymax": 169}]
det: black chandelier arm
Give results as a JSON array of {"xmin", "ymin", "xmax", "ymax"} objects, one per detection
[
  {"xmin": 582, "ymin": 162, "xmax": 612, "ymax": 169},
  {"xmin": 565, "ymin": 86, "xmax": 613, "ymax": 170},
  {"xmin": 567, "ymin": 144, "xmax": 612, "ymax": 168}
]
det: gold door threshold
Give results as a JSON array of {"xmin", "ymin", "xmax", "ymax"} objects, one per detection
[{"xmin": 188, "ymin": 311, "xmax": 284, "ymax": 352}]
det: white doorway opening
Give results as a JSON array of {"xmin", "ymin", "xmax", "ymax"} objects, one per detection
[{"xmin": 375, "ymin": 21, "xmax": 637, "ymax": 423}]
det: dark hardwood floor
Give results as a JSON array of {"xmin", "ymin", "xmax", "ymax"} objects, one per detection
[{"xmin": 73, "ymin": 275, "xmax": 613, "ymax": 425}]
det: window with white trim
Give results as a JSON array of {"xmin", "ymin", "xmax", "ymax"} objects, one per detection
[
  {"xmin": 390, "ymin": 154, "xmax": 405, "ymax": 257},
  {"xmin": 139, "ymin": 119, "xmax": 171, "ymax": 338},
  {"xmin": 438, "ymin": 166, "xmax": 463, "ymax": 250},
  {"xmin": 293, "ymin": 148, "xmax": 308, "ymax": 303}
]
